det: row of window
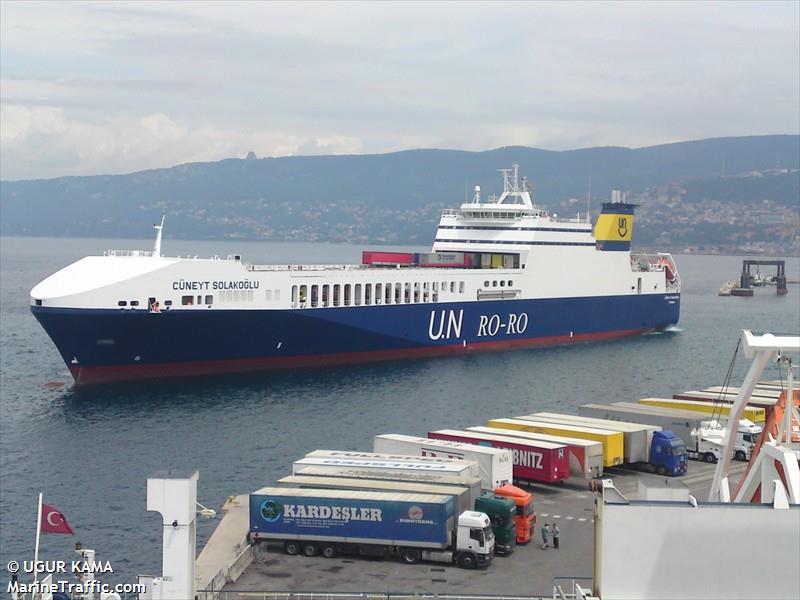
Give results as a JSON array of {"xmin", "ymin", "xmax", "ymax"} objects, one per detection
[
  {"xmin": 484, "ymin": 280, "xmax": 514, "ymax": 288},
  {"xmin": 291, "ymin": 280, "xmax": 466, "ymax": 308}
]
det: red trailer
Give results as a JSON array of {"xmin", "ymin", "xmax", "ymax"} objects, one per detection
[
  {"xmin": 428, "ymin": 429, "xmax": 569, "ymax": 484},
  {"xmin": 361, "ymin": 251, "xmax": 416, "ymax": 266}
]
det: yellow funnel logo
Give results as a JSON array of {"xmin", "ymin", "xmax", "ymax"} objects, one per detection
[{"xmin": 595, "ymin": 213, "xmax": 634, "ymax": 242}]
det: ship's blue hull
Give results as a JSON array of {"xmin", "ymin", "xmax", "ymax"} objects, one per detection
[{"xmin": 31, "ymin": 293, "xmax": 680, "ymax": 384}]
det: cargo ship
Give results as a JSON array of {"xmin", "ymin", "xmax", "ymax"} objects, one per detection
[{"xmin": 30, "ymin": 164, "xmax": 681, "ymax": 385}]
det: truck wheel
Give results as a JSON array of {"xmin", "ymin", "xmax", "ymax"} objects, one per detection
[
  {"xmin": 321, "ymin": 543, "xmax": 337, "ymax": 558},
  {"xmin": 704, "ymin": 453, "xmax": 717, "ymax": 463},
  {"xmin": 303, "ymin": 543, "xmax": 319, "ymax": 557},
  {"xmin": 735, "ymin": 450, "xmax": 746, "ymax": 461},
  {"xmin": 458, "ymin": 553, "xmax": 477, "ymax": 569},
  {"xmin": 284, "ymin": 541, "xmax": 300, "ymax": 556},
  {"xmin": 657, "ymin": 465, "xmax": 667, "ymax": 476},
  {"xmin": 400, "ymin": 548, "xmax": 421, "ymax": 564}
]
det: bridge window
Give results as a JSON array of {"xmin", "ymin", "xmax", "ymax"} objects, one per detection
[
  {"xmin": 492, "ymin": 281, "xmax": 497, "ymax": 287},
  {"xmin": 459, "ymin": 281, "xmax": 465, "ymax": 294},
  {"xmin": 118, "ymin": 300, "xmax": 127, "ymax": 307},
  {"xmin": 322, "ymin": 285, "xmax": 329, "ymax": 307},
  {"xmin": 375, "ymin": 283, "xmax": 382, "ymax": 305},
  {"xmin": 333, "ymin": 284, "xmax": 341, "ymax": 307},
  {"xmin": 299, "ymin": 285, "xmax": 307, "ymax": 307},
  {"xmin": 423, "ymin": 282, "xmax": 430, "ymax": 302},
  {"xmin": 164, "ymin": 300, "xmax": 172, "ymax": 307},
  {"xmin": 450, "ymin": 281, "xmax": 456, "ymax": 293},
  {"xmin": 364, "ymin": 284, "xmax": 372, "ymax": 305},
  {"xmin": 354, "ymin": 283, "xmax": 361, "ymax": 306},
  {"xmin": 508, "ymin": 280, "xmax": 513, "ymax": 287},
  {"xmin": 413, "ymin": 282, "xmax": 420, "ymax": 303},
  {"xmin": 311, "ymin": 285, "xmax": 319, "ymax": 307},
  {"xmin": 181, "ymin": 296, "xmax": 193, "ymax": 306},
  {"xmin": 344, "ymin": 284, "xmax": 352, "ymax": 306},
  {"xmin": 205, "ymin": 295, "xmax": 213, "ymax": 305},
  {"xmin": 291, "ymin": 285, "xmax": 298, "ymax": 307},
  {"xmin": 395, "ymin": 283, "xmax": 402, "ymax": 304},
  {"xmin": 484, "ymin": 280, "xmax": 489, "ymax": 288},
  {"xmin": 500, "ymin": 280, "xmax": 505, "ymax": 287}
]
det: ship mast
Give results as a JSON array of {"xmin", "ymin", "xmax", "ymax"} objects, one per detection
[{"xmin": 153, "ymin": 214, "xmax": 165, "ymax": 257}]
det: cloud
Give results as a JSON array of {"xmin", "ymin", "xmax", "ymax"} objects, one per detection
[{"xmin": 1, "ymin": 1, "xmax": 798, "ymax": 179}]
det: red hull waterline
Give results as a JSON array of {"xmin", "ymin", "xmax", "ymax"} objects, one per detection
[{"xmin": 68, "ymin": 328, "xmax": 648, "ymax": 385}]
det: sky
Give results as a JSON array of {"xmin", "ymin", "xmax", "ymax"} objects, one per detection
[{"xmin": 1, "ymin": 1, "xmax": 798, "ymax": 181}]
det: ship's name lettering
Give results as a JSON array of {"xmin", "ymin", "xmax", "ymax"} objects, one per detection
[
  {"xmin": 172, "ymin": 280, "xmax": 260, "ymax": 291},
  {"xmin": 477, "ymin": 313, "xmax": 528, "ymax": 337}
]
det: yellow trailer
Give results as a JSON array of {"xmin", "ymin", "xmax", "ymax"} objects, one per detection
[
  {"xmin": 488, "ymin": 417, "xmax": 624, "ymax": 467},
  {"xmin": 638, "ymin": 398, "xmax": 765, "ymax": 423}
]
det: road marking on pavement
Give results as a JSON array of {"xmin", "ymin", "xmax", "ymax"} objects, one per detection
[
  {"xmin": 565, "ymin": 516, "xmax": 574, "ymax": 520},
  {"xmin": 553, "ymin": 514, "xmax": 561, "ymax": 518},
  {"xmin": 578, "ymin": 518, "xmax": 587, "ymax": 522},
  {"xmin": 540, "ymin": 513, "xmax": 549, "ymax": 517}
]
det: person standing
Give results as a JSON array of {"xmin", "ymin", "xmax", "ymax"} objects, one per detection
[
  {"xmin": 553, "ymin": 523, "xmax": 560, "ymax": 549},
  {"xmin": 540, "ymin": 522, "xmax": 549, "ymax": 549}
]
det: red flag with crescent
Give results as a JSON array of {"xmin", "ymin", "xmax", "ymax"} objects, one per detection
[{"xmin": 40, "ymin": 504, "xmax": 74, "ymax": 534}]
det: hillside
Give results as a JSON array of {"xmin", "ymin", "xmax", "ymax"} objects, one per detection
[{"xmin": 1, "ymin": 135, "xmax": 798, "ymax": 252}]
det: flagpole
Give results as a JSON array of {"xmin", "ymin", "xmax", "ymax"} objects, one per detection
[{"xmin": 33, "ymin": 492, "xmax": 42, "ymax": 584}]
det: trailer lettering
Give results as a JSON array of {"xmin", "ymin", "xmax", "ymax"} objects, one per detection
[
  {"xmin": 513, "ymin": 449, "xmax": 543, "ymax": 470},
  {"xmin": 283, "ymin": 504, "xmax": 382, "ymax": 522}
]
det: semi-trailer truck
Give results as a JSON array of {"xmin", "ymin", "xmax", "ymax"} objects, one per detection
[
  {"xmin": 275, "ymin": 475, "xmax": 517, "ymax": 556},
  {"xmin": 249, "ymin": 488, "xmax": 495, "ymax": 569},
  {"xmin": 426, "ymin": 429, "xmax": 569, "ymax": 484},
  {"xmin": 493, "ymin": 484, "xmax": 536, "ymax": 545},
  {"xmin": 527, "ymin": 412, "xmax": 687, "ymax": 476},
  {"xmin": 491, "ymin": 417, "xmax": 625, "ymax": 467},
  {"xmin": 372, "ymin": 434, "xmax": 513, "ymax": 490},
  {"xmin": 472, "ymin": 424, "xmax": 604, "ymax": 478}
]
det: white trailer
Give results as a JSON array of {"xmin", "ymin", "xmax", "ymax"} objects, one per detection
[
  {"xmin": 472, "ymin": 425, "xmax": 604, "ymax": 478},
  {"xmin": 292, "ymin": 457, "xmax": 478, "ymax": 480},
  {"xmin": 529, "ymin": 412, "xmax": 660, "ymax": 464},
  {"xmin": 373, "ymin": 434, "xmax": 513, "ymax": 490},
  {"xmin": 304, "ymin": 450, "xmax": 481, "ymax": 478},
  {"xmin": 581, "ymin": 402, "xmax": 709, "ymax": 448},
  {"xmin": 293, "ymin": 466, "xmax": 483, "ymax": 507}
]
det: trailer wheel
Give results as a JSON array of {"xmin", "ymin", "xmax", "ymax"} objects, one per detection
[
  {"xmin": 284, "ymin": 541, "xmax": 300, "ymax": 556},
  {"xmin": 458, "ymin": 553, "xmax": 477, "ymax": 569},
  {"xmin": 704, "ymin": 453, "xmax": 717, "ymax": 463},
  {"xmin": 735, "ymin": 450, "xmax": 746, "ymax": 461},
  {"xmin": 400, "ymin": 548, "xmax": 421, "ymax": 564},
  {"xmin": 321, "ymin": 543, "xmax": 337, "ymax": 559},
  {"xmin": 302, "ymin": 543, "xmax": 319, "ymax": 557}
]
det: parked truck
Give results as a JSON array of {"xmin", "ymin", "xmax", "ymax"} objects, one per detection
[
  {"xmin": 492, "ymin": 417, "xmax": 625, "ymax": 467},
  {"xmin": 293, "ymin": 466, "xmax": 482, "ymax": 504},
  {"xmin": 473, "ymin": 424, "xmax": 604, "ymax": 478},
  {"xmin": 249, "ymin": 487, "xmax": 495, "ymax": 569},
  {"xmin": 427, "ymin": 429, "xmax": 569, "ymax": 484},
  {"xmin": 276, "ymin": 474, "xmax": 516, "ymax": 556},
  {"xmin": 493, "ymin": 484, "xmax": 536, "ymax": 545},
  {"xmin": 527, "ymin": 412, "xmax": 687, "ymax": 476},
  {"xmin": 372, "ymin": 434, "xmax": 513, "ymax": 490}
]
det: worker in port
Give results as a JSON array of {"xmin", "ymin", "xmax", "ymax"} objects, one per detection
[
  {"xmin": 540, "ymin": 522, "xmax": 549, "ymax": 549},
  {"xmin": 552, "ymin": 523, "xmax": 560, "ymax": 549}
]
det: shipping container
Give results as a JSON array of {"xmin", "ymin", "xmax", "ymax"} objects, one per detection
[
  {"xmin": 672, "ymin": 391, "xmax": 775, "ymax": 413},
  {"xmin": 361, "ymin": 251, "xmax": 415, "ymax": 266},
  {"xmin": 703, "ymin": 386, "xmax": 783, "ymax": 400},
  {"xmin": 472, "ymin": 425, "xmax": 604, "ymax": 478},
  {"xmin": 427, "ymin": 429, "xmax": 569, "ymax": 484},
  {"xmin": 492, "ymin": 416, "xmax": 624, "ymax": 467},
  {"xmin": 292, "ymin": 466, "xmax": 482, "ymax": 508},
  {"xmin": 304, "ymin": 450, "xmax": 481, "ymax": 479},
  {"xmin": 249, "ymin": 487, "xmax": 495, "ymax": 568},
  {"xmin": 417, "ymin": 252, "xmax": 470, "ymax": 268},
  {"xmin": 639, "ymin": 398, "xmax": 766, "ymax": 423},
  {"xmin": 372, "ymin": 434, "xmax": 512, "ymax": 490}
]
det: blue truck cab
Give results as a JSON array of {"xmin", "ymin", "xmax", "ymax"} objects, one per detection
[{"xmin": 650, "ymin": 430, "xmax": 688, "ymax": 476}]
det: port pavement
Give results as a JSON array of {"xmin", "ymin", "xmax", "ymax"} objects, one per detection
[{"xmin": 211, "ymin": 462, "xmax": 746, "ymax": 599}]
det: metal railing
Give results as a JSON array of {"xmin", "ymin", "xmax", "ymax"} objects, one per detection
[
  {"xmin": 197, "ymin": 593, "xmax": 549, "ymax": 600},
  {"xmin": 104, "ymin": 249, "xmax": 154, "ymax": 257},
  {"xmin": 551, "ymin": 577, "xmax": 595, "ymax": 600}
]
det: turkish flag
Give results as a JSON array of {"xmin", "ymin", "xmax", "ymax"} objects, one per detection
[{"xmin": 41, "ymin": 504, "xmax": 74, "ymax": 534}]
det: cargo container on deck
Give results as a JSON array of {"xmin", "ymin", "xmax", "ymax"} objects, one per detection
[
  {"xmin": 249, "ymin": 487, "xmax": 495, "ymax": 569},
  {"xmin": 372, "ymin": 434, "xmax": 512, "ymax": 490},
  {"xmin": 426, "ymin": 429, "xmax": 569, "ymax": 484},
  {"xmin": 471, "ymin": 425, "xmax": 604, "ymax": 478},
  {"xmin": 490, "ymin": 417, "xmax": 624, "ymax": 467}
]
